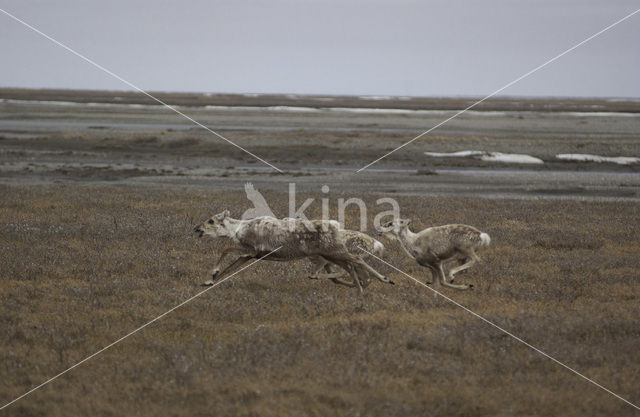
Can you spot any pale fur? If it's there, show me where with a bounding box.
[307,229,386,289]
[378,219,490,290]
[194,211,393,293]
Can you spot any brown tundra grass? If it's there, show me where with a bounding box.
[1,185,639,416]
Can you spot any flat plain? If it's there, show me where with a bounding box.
[1,90,639,416]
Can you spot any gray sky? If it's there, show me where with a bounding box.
[1,0,639,97]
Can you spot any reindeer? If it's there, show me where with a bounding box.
[377,219,490,290]
[307,229,385,289]
[194,210,394,293]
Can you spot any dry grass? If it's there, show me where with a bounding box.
[1,185,639,416]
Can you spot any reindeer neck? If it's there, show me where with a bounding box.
[398,226,417,244]
[223,218,244,240]
[396,226,418,257]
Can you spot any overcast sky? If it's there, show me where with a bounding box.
[1,0,639,97]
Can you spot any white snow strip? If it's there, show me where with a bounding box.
[425,150,544,164]
[606,98,640,102]
[358,95,412,101]
[0,99,162,109]
[424,150,485,157]
[266,105,321,112]
[2,99,639,117]
[328,107,449,115]
[86,102,146,108]
[481,152,544,164]
[556,154,640,165]
[203,105,322,112]
[563,111,640,117]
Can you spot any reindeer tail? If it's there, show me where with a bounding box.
[479,232,491,248]
[372,240,385,257]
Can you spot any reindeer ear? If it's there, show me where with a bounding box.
[222,209,230,218]
[404,219,412,225]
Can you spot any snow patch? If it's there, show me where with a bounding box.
[481,152,544,164]
[606,98,640,102]
[425,150,544,164]
[424,151,485,158]
[2,99,638,117]
[203,105,321,112]
[1,99,159,109]
[563,111,640,117]
[556,154,640,165]
[358,95,412,101]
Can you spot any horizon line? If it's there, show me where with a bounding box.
[1,86,640,101]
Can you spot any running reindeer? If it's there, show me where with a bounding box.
[194,210,394,293]
[377,219,490,290]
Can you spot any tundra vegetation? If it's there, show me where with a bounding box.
[1,186,639,417]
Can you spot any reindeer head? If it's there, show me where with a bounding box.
[194,209,232,238]
[376,218,411,238]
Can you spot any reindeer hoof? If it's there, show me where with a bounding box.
[389,280,395,285]
[469,284,474,290]
[201,280,215,287]
[426,281,432,285]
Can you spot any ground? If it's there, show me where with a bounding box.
[0,90,639,416]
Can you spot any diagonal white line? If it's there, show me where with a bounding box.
[358,246,640,411]
[0,246,282,411]
[0,7,283,173]
[356,7,640,172]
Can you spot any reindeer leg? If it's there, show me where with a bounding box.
[442,257,464,282]
[312,259,355,287]
[438,262,473,290]
[311,260,352,281]
[202,255,253,286]
[336,261,363,293]
[317,271,351,280]
[307,256,327,280]
[354,258,394,285]
[329,276,358,288]
[317,257,356,290]
[327,264,373,289]
[353,263,374,290]
[424,264,439,287]
[360,268,374,289]
[323,257,370,293]
[448,255,477,283]
[210,247,246,278]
